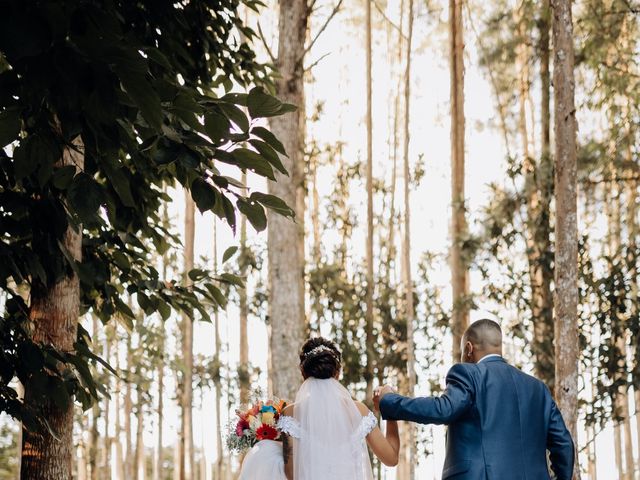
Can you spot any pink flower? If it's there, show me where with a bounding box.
[236,419,250,436]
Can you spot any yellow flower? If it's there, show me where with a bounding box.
[262,412,275,426]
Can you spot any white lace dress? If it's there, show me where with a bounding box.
[276,378,378,480]
[238,439,286,480]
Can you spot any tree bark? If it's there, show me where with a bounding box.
[135,384,145,480]
[213,220,225,480]
[239,173,250,406]
[364,0,376,405]
[125,337,133,480]
[90,318,100,480]
[449,0,468,362]
[153,352,164,480]
[180,193,195,479]
[115,338,125,480]
[399,0,416,478]
[551,1,579,478]
[20,136,83,480]
[268,0,309,402]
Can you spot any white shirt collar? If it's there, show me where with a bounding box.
[477,353,502,364]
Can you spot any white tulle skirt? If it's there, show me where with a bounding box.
[238,440,287,480]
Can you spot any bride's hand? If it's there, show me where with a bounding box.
[373,385,396,412]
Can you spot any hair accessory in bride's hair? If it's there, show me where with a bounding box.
[304,345,335,358]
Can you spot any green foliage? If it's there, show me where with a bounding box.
[0,0,295,430]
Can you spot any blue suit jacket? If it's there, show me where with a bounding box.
[380,356,574,479]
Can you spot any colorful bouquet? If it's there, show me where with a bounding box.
[225,398,287,454]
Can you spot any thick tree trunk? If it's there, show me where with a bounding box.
[268,0,309,402]
[551,1,579,478]
[398,0,416,478]
[20,137,83,480]
[364,0,376,405]
[180,193,195,480]
[449,0,468,361]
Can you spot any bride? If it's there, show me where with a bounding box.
[277,337,400,480]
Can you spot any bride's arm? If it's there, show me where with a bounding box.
[282,433,294,480]
[281,404,294,480]
[355,402,399,467]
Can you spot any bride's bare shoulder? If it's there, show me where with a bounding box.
[282,403,295,416]
[353,400,371,417]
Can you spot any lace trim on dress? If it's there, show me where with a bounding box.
[354,411,377,441]
[277,415,302,439]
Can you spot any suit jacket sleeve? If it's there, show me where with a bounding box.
[546,397,575,480]
[379,364,474,425]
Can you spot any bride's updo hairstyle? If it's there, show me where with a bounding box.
[300,337,342,379]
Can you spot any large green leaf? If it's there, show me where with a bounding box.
[237,198,267,232]
[251,192,295,217]
[219,103,249,132]
[247,87,297,118]
[191,178,216,212]
[0,107,20,148]
[116,70,163,130]
[68,173,104,222]
[231,148,275,180]
[249,139,288,175]
[251,126,287,156]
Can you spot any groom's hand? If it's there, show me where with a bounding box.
[373,385,396,412]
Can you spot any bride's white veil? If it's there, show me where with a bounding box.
[291,377,374,480]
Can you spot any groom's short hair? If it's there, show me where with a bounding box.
[464,319,502,349]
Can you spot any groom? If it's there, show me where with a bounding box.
[374,319,574,480]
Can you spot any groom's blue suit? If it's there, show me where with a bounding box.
[379,356,574,480]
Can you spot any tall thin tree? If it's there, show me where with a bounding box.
[400,0,416,477]
[180,194,195,479]
[449,0,468,361]
[364,0,376,404]
[239,173,250,406]
[551,1,579,478]
[213,220,225,480]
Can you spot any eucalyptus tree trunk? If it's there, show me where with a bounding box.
[636,389,640,474]
[268,0,309,402]
[239,173,250,406]
[213,220,225,480]
[398,0,416,478]
[20,137,83,480]
[115,339,125,480]
[551,1,579,477]
[90,318,100,480]
[364,0,376,405]
[449,0,468,361]
[103,326,113,480]
[180,193,195,480]
[153,347,164,480]
[125,338,133,480]
[135,384,145,480]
